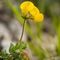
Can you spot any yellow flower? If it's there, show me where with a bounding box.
[20,1,34,16]
[20,1,44,22]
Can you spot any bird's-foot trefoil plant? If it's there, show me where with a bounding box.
[0,1,44,60]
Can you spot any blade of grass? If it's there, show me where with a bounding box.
[6,0,24,23]
[27,41,46,60]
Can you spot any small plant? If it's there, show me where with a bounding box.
[0,42,28,60]
[0,1,44,60]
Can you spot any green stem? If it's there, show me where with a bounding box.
[20,20,26,42]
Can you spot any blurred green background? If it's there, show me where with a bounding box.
[0,0,60,60]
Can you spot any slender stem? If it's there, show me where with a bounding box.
[20,20,26,42]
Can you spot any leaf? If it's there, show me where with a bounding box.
[9,43,15,53]
[22,43,27,49]
[15,42,21,50]
[6,55,12,60]
[12,52,20,58]
[1,49,8,59]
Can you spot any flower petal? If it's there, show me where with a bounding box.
[34,13,44,22]
[30,6,40,16]
[20,1,34,11]
[22,8,28,16]
[20,1,30,9]
[20,1,34,16]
